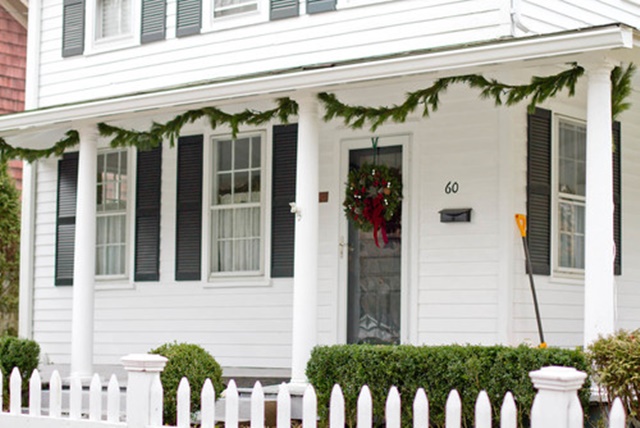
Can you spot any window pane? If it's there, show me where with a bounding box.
[251,170,260,203]
[96,247,106,275]
[251,207,260,236]
[234,172,249,203]
[218,140,232,171]
[559,159,575,194]
[251,137,261,168]
[574,236,585,269]
[217,241,233,271]
[234,138,250,170]
[217,173,232,204]
[214,0,257,17]
[215,210,233,239]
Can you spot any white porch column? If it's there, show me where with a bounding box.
[584,60,616,348]
[289,94,320,388]
[70,127,98,379]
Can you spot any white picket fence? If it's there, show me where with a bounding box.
[0,354,628,428]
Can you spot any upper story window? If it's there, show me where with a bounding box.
[556,119,586,272]
[97,0,132,39]
[96,149,129,277]
[214,0,258,17]
[210,134,264,276]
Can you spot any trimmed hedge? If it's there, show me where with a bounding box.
[0,336,40,409]
[306,344,590,428]
[150,342,223,426]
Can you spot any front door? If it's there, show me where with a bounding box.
[345,143,403,344]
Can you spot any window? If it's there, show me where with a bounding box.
[556,120,586,272]
[96,150,129,277]
[214,0,258,17]
[210,135,263,275]
[97,0,132,39]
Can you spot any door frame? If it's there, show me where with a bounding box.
[337,134,412,344]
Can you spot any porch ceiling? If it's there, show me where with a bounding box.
[0,23,637,147]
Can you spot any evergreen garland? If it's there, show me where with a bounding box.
[98,97,299,150]
[0,63,634,161]
[0,130,79,163]
[319,63,586,131]
[611,63,636,120]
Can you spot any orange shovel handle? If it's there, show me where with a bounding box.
[515,214,527,238]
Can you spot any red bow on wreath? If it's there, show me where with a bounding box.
[343,163,403,248]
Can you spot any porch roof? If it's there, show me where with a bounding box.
[0,23,637,147]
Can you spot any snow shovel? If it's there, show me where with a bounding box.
[515,214,546,348]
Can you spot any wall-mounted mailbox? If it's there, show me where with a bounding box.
[439,208,472,223]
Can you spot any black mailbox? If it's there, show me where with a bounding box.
[439,208,472,223]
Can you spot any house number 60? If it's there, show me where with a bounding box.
[445,181,459,194]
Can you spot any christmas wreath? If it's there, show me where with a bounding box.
[344,163,403,247]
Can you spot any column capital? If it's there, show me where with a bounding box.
[580,55,617,76]
[292,92,320,115]
[76,125,100,142]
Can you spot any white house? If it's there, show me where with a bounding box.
[0,0,640,385]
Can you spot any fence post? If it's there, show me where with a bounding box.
[122,354,168,428]
[529,366,587,428]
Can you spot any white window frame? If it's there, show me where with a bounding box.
[205,131,269,283]
[552,115,587,277]
[202,0,266,32]
[95,147,133,282]
[85,0,141,54]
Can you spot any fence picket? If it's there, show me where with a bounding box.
[89,373,102,421]
[9,367,21,415]
[330,384,345,428]
[177,377,191,428]
[49,370,62,418]
[609,398,626,428]
[568,394,583,428]
[107,374,120,423]
[413,388,429,428]
[276,383,291,428]
[250,381,264,428]
[303,384,318,428]
[149,374,163,427]
[386,386,401,428]
[445,389,461,428]
[0,366,2,410]
[500,392,517,428]
[201,379,215,428]
[357,385,373,428]
[475,391,491,428]
[225,379,239,428]
[69,374,82,420]
[29,369,41,416]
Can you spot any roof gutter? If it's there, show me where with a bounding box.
[0,24,634,139]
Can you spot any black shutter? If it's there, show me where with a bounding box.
[271,124,297,277]
[613,121,622,276]
[527,108,552,275]
[141,0,166,43]
[307,0,335,14]
[175,135,203,281]
[176,0,201,37]
[62,0,85,57]
[55,153,79,285]
[135,146,162,281]
[270,0,298,20]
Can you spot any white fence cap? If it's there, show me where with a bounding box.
[121,354,168,372]
[529,366,587,392]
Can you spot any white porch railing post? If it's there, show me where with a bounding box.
[529,366,587,428]
[122,354,168,428]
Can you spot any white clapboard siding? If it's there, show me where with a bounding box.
[36,0,508,107]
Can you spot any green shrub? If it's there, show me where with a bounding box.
[588,329,640,425]
[0,336,40,409]
[306,344,590,428]
[150,342,224,425]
